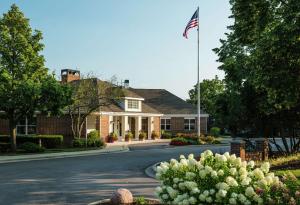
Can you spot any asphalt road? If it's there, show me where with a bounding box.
[0,144,229,205]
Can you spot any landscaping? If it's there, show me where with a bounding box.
[170,133,222,146]
[155,150,300,205]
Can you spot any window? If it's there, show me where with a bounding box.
[127,99,139,109]
[184,118,195,131]
[161,118,171,130]
[17,117,37,135]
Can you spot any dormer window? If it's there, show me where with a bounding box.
[128,99,139,109]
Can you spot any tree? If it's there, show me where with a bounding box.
[214,0,300,153]
[0,4,72,151]
[187,76,225,124]
[68,76,122,139]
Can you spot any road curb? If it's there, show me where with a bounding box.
[0,146,129,164]
[145,162,160,179]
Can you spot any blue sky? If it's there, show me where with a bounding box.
[0,0,232,99]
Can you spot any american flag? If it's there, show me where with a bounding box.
[183,8,199,39]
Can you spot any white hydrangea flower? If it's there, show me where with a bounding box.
[226,176,239,187]
[206,197,213,203]
[241,177,251,186]
[229,197,237,204]
[209,189,215,195]
[211,170,218,178]
[230,168,237,176]
[188,196,197,205]
[245,186,255,197]
[217,189,227,198]
[261,162,270,173]
[217,169,224,176]
[199,194,206,202]
[247,160,255,168]
[203,190,209,196]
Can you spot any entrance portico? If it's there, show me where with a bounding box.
[104,112,162,141]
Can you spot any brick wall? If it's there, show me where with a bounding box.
[169,117,208,134]
[100,115,109,141]
[153,116,160,137]
[0,119,9,135]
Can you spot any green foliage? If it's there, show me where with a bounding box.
[161,131,173,139]
[213,0,300,151]
[210,127,221,137]
[72,137,105,148]
[19,142,45,153]
[187,76,225,120]
[134,197,148,205]
[108,132,118,142]
[0,135,63,148]
[0,142,10,153]
[170,137,189,146]
[151,131,159,139]
[0,4,72,151]
[125,131,133,141]
[87,130,99,139]
[139,132,147,140]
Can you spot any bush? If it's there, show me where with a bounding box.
[125,131,133,141]
[0,142,10,153]
[139,132,147,141]
[0,135,63,148]
[108,132,118,143]
[72,137,106,148]
[155,150,293,205]
[87,130,99,139]
[210,127,221,137]
[161,131,173,139]
[170,137,189,146]
[151,131,159,140]
[20,142,45,153]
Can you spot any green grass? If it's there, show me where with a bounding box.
[275,169,300,178]
[268,153,300,166]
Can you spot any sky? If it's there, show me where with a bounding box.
[0,0,232,99]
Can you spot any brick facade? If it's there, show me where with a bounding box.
[153,116,161,137]
[100,115,109,141]
[168,117,208,134]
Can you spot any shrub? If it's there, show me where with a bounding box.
[170,137,189,146]
[0,135,63,148]
[0,142,10,153]
[151,131,159,140]
[139,132,147,141]
[72,137,106,148]
[210,127,221,137]
[72,138,85,147]
[87,130,99,139]
[108,132,118,143]
[200,135,217,144]
[125,131,133,142]
[155,150,295,205]
[161,131,173,139]
[20,142,45,153]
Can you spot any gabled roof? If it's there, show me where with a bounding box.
[131,89,205,115]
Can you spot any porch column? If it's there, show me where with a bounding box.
[121,116,129,141]
[135,116,142,140]
[148,117,154,139]
[108,115,113,134]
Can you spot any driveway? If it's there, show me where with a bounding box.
[0,144,229,205]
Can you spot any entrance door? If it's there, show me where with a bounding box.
[142,118,148,136]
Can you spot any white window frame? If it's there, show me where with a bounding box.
[127,99,139,109]
[161,118,171,131]
[16,117,37,135]
[184,118,196,131]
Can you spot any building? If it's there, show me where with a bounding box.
[0,69,208,141]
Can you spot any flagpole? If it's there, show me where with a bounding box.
[197,6,201,137]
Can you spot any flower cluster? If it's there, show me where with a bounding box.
[155,150,286,205]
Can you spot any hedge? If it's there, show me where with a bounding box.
[0,135,63,148]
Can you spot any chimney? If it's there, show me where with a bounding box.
[124,79,129,88]
[61,69,80,83]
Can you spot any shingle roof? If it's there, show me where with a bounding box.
[131,89,205,115]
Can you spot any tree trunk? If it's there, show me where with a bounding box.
[9,118,17,152]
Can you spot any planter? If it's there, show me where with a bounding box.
[89,198,162,205]
[124,137,131,142]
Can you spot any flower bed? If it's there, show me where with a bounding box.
[155,150,300,205]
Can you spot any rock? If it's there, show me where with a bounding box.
[110,188,133,205]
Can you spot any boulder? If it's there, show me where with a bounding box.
[110,188,133,205]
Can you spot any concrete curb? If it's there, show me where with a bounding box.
[0,146,129,164]
[145,162,160,179]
